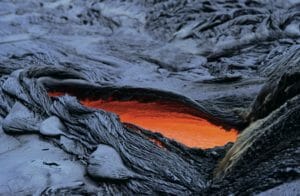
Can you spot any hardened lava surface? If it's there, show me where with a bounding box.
[0,0,299,195]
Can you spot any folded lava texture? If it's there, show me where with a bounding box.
[0,0,299,195]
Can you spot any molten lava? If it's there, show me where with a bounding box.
[49,92,237,148]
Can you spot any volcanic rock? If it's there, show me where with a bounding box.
[0,0,299,195]
[87,144,139,180]
[40,116,65,136]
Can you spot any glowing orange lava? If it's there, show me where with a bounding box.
[49,92,237,148]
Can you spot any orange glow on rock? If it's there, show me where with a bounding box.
[48,91,65,97]
[48,92,237,149]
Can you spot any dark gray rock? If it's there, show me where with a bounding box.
[212,95,300,195]
[247,46,300,122]
[0,0,299,195]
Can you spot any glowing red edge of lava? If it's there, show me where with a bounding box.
[48,91,237,149]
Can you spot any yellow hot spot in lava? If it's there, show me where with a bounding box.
[49,92,237,149]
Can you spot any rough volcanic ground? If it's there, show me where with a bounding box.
[0,0,299,195]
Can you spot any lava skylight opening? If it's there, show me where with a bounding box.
[49,91,237,149]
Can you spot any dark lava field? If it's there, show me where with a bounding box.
[0,0,299,195]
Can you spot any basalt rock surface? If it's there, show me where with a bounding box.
[0,0,299,195]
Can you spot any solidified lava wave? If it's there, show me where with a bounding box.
[49,91,237,149]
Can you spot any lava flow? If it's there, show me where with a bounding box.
[49,92,237,148]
